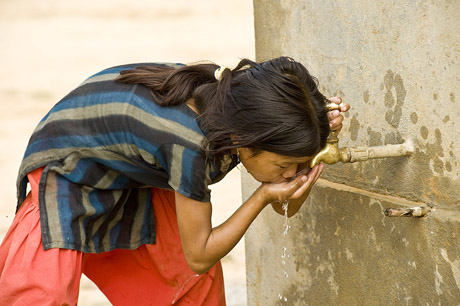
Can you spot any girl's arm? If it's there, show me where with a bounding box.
[175,173,310,274]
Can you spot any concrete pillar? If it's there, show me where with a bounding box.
[244,1,460,305]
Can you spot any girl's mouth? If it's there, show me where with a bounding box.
[291,167,312,180]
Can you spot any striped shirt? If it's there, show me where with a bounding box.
[16,63,238,253]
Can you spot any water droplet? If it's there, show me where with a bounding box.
[278,201,292,301]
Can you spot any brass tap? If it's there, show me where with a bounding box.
[309,102,413,168]
[309,130,346,167]
[309,102,347,168]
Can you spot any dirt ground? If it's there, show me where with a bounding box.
[0,1,255,305]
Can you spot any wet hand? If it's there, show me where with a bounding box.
[328,96,350,132]
[259,164,323,204]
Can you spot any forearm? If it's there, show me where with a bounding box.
[177,170,313,274]
[178,188,268,274]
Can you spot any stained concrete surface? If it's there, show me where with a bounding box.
[245,1,460,305]
[0,1,254,305]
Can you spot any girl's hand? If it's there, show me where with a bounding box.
[259,164,323,206]
[328,96,350,132]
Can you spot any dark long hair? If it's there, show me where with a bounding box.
[116,57,330,158]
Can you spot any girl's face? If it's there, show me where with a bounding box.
[237,148,313,183]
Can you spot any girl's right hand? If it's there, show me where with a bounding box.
[328,96,350,133]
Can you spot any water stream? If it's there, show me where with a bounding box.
[278,200,290,304]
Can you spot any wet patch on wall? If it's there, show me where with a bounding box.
[323,126,459,208]
[348,115,360,141]
[383,70,406,128]
[363,90,370,104]
[411,129,460,204]
[446,161,453,172]
[420,126,429,140]
[427,129,444,175]
[384,131,403,145]
[284,187,460,305]
[367,127,383,146]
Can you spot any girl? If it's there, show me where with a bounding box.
[0,57,348,305]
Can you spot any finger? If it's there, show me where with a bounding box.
[312,164,324,182]
[290,166,321,198]
[330,114,344,126]
[290,175,313,199]
[328,96,342,104]
[306,164,322,184]
[307,164,320,179]
[305,165,322,188]
[290,166,322,199]
[335,115,344,125]
[285,174,309,196]
[340,103,350,112]
[293,166,311,178]
[327,110,340,120]
[331,124,343,132]
[288,164,321,195]
[293,174,309,190]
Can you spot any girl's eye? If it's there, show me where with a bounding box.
[278,165,287,169]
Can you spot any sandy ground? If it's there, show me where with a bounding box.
[0,1,255,305]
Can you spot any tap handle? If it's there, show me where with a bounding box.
[326,102,346,112]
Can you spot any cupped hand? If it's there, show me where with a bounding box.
[328,96,350,132]
[258,164,324,205]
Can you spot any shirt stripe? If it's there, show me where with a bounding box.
[16,62,238,253]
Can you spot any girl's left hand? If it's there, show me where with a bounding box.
[328,96,350,132]
[267,164,324,217]
[260,164,323,205]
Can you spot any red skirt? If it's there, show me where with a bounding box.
[0,168,226,305]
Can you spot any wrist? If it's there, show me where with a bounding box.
[253,184,272,207]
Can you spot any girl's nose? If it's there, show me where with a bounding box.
[281,165,298,179]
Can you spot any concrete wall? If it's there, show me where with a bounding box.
[244,1,460,305]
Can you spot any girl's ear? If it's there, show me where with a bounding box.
[230,134,241,145]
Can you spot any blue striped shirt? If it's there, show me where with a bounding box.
[16,63,238,253]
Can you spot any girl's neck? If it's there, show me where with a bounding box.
[185,98,200,115]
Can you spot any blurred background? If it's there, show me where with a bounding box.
[0,1,255,305]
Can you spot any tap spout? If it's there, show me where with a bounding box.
[341,140,414,163]
[310,101,414,168]
[310,139,414,168]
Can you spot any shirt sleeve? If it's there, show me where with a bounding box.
[158,143,212,202]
